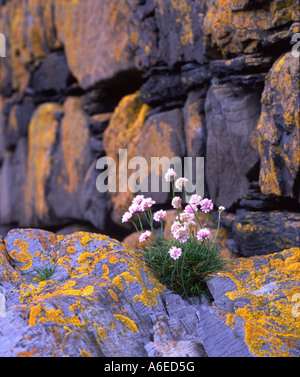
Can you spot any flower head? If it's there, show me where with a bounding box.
[219,206,225,213]
[122,212,132,223]
[172,224,190,243]
[128,202,141,214]
[200,198,214,213]
[189,194,202,207]
[140,197,156,211]
[175,177,189,191]
[185,204,198,214]
[165,168,177,182]
[132,195,145,205]
[197,228,210,242]
[139,230,152,243]
[153,209,167,222]
[168,246,182,260]
[171,196,182,209]
[180,211,194,223]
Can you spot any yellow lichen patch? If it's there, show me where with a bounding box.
[25,103,63,222]
[108,289,118,301]
[81,286,94,297]
[97,327,109,339]
[80,234,92,247]
[69,300,85,313]
[101,264,111,282]
[113,314,139,333]
[80,350,92,357]
[112,275,124,291]
[133,288,162,307]
[220,248,300,356]
[29,303,43,326]
[103,91,151,220]
[30,303,85,329]
[170,0,193,45]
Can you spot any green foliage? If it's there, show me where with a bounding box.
[143,237,228,299]
[122,169,229,300]
[31,263,57,282]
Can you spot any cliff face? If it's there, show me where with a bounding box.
[0,0,299,256]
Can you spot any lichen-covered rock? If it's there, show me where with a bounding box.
[205,83,261,208]
[0,229,166,357]
[257,52,300,202]
[1,229,299,357]
[54,0,141,90]
[103,91,186,225]
[203,0,299,58]
[231,210,300,257]
[24,103,63,226]
[202,247,300,357]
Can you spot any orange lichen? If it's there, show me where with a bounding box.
[16,349,38,357]
[25,104,63,222]
[220,248,300,357]
[113,314,139,333]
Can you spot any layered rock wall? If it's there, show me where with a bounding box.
[0,0,299,256]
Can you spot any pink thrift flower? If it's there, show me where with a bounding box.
[141,197,156,211]
[185,220,196,230]
[197,228,210,242]
[122,212,132,223]
[165,168,177,182]
[132,195,145,205]
[171,221,182,233]
[189,194,202,206]
[172,196,182,209]
[169,246,182,260]
[128,203,141,214]
[153,209,167,222]
[139,230,152,243]
[175,177,189,191]
[180,211,194,223]
[172,225,190,243]
[185,204,198,214]
[200,198,214,213]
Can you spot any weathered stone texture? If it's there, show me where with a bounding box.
[0,230,299,357]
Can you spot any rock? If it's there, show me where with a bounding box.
[136,108,186,203]
[0,138,27,225]
[257,52,300,202]
[102,91,151,225]
[54,0,142,90]
[0,229,167,356]
[153,0,205,67]
[29,52,72,99]
[4,97,35,150]
[1,229,299,357]
[183,91,206,161]
[103,92,186,224]
[47,97,92,222]
[24,103,63,227]
[140,64,210,107]
[202,247,300,357]
[232,210,300,257]
[0,0,60,92]
[205,83,261,208]
[203,0,298,58]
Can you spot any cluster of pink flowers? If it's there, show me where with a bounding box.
[122,195,156,223]
[122,168,225,261]
[168,246,182,260]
